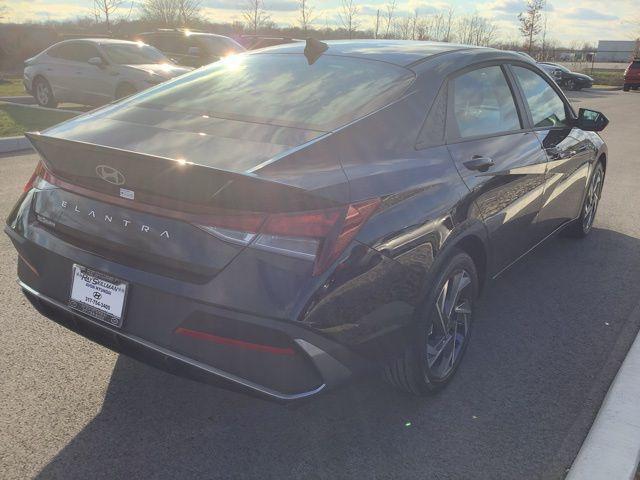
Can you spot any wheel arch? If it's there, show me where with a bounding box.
[598,152,607,173]
[454,234,488,294]
[425,220,491,297]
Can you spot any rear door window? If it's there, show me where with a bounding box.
[511,66,568,128]
[448,66,521,139]
[51,43,100,63]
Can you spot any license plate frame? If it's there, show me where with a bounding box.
[68,264,129,328]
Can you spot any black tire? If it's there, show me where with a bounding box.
[33,77,57,108]
[566,79,577,91]
[623,85,630,92]
[384,249,479,395]
[633,86,639,91]
[565,162,605,238]
[115,83,137,100]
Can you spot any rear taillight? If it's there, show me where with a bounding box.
[23,161,45,192]
[197,198,381,275]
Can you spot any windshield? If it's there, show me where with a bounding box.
[118,53,415,131]
[102,43,169,65]
[196,36,245,57]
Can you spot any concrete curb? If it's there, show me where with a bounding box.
[590,85,624,92]
[565,302,640,480]
[0,101,84,115]
[0,136,32,154]
[0,95,35,105]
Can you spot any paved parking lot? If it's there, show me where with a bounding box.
[1,89,639,480]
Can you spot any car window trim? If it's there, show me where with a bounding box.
[54,41,103,64]
[443,61,528,145]
[414,79,448,150]
[505,62,577,132]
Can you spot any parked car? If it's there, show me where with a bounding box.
[623,59,640,91]
[8,41,609,402]
[135,30,245,67]
[537,62,564,83]
[24,39,192,108]
[538,62,593,90]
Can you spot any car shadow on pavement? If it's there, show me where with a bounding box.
[35,227,640,480]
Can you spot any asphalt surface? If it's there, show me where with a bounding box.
[1,89,640,480]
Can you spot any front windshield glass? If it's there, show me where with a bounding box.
[118,53,415,131]
[102,44,169,65]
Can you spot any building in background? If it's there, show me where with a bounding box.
[596,40,639,62]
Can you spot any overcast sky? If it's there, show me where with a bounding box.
[4,0,639,44]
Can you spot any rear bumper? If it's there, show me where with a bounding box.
[19,279,360,402]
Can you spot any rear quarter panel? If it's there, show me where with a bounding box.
[297,90,485,361]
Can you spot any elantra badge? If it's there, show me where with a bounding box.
[96,165,125,186]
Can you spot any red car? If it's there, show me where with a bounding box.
[623,59,640,91]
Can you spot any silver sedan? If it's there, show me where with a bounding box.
[24,38,193,108]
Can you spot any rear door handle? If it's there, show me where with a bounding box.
[464,155,495,172]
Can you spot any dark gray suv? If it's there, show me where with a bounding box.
[135,30,246,67]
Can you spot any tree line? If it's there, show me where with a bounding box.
[1,0,610,54]
[87,0,501,47]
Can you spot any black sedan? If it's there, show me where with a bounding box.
[539,62,594,90]
[7,40,609,401]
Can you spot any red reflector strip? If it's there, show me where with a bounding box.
[175,327,296,356]
[18,253,39,276]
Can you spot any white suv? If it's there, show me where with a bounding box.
[24,38,193,108]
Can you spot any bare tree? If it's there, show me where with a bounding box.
[443,7,455,42]
[384,0,397,39]
[297,0,316,32]
[518,0,545,53]
[338,0,359,39]
[394,16,412,40]
[0,1,8,19]
[141,0,180,26]
[374,9,381,39]
[540,8,548,60]
[411,9,419,40]
[457,14,498,46]
[423,9,456,43]
[176,0,201,25]
[242,0,270,35]
[93,0,124,31]
[415,18,429,40]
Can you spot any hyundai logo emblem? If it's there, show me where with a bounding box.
[93,291,102,300]
[96,165,125,186]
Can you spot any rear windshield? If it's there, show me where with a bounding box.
[118,53,415,131]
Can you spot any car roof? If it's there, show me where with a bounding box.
[139,31,230,39]
[51,38,142,47]
[251,39,507,67]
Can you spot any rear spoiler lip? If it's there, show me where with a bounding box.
[25,131,348,213]
[34,166,266,226]
[25,131,312,193]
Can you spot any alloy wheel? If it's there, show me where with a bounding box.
[36,82,49,106]
[583,167,603,233]
[426,270,472,380]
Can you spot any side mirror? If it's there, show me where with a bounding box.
[88,57,104,68]
[577,108,609,132]
[187,46,201,57]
